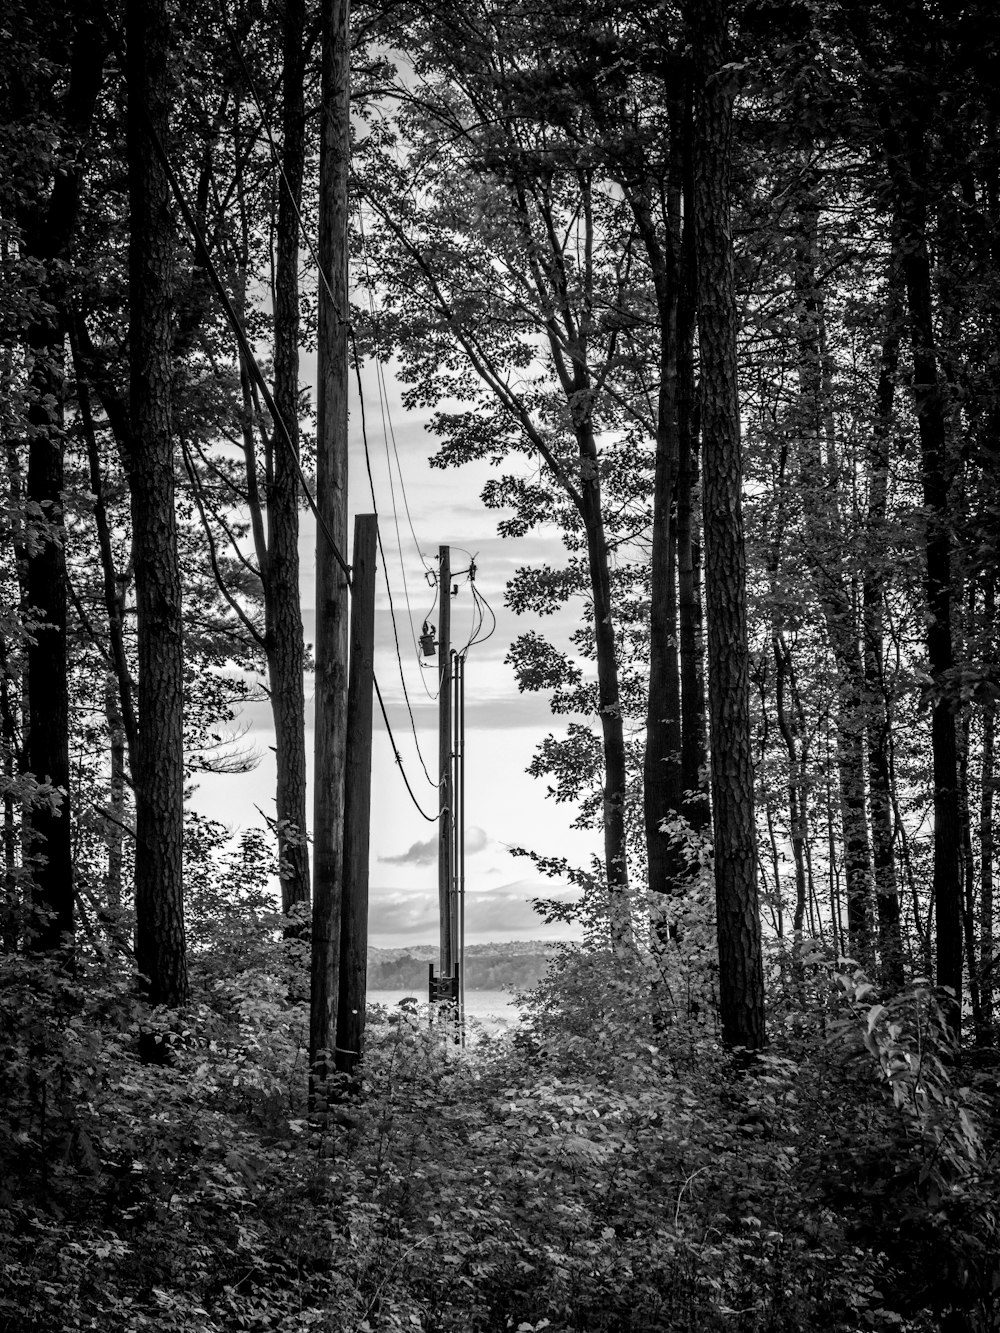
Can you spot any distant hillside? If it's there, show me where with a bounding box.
[367,941,557,992]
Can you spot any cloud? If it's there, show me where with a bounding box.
[465,825,488,854]
[367,879,580,946]
[379,825,489,866]
[379,835,436,867]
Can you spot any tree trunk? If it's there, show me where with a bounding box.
[791,188,874,965]
[577,414,632,947]
[639,187,685,908]
[104,676,126,911]
[958,707,984,1036]
[886,118,962,1038]
[676,280,708,828]
[0,628,18,951]
[981,577,995,1039]
[864,245,905,988]
[23,334,73,954]
[74,352,138,768]
[677,81,709,832]
[17,10,104,955]
[127,0,188,1014]
[267,0,310,917]
[773,632,809,937]
[688,0,765,1049]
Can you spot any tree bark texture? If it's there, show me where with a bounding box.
[311,0,352,1088]
[981,579,995,1037]
[886,118,962,1036]
[267,0,310,915]
[521,170,632,946]
[127,0,188,1010]
[635,181,686,907]
[676,194,708,831]
[17,10,104,953]
[863,246,905,988]
[577,415,633,946]
[24,344,73,953]
[791,191,874,964]
[688,0,765,1049]
[772,632,809,936]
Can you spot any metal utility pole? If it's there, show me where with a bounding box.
[337,514,377,1076]
[437,545,453,978]
[429,548,471,1039]
[310,0,351,1095]
[454,651,466,1024]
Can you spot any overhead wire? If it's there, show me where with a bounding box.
[357,205,431,573]
[468,580,497,650]
[374,678,439,822]
[356,203,441,702]
[352,335,439,788]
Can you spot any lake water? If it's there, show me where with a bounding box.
[366,988,519,1034]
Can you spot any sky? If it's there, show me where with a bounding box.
[190,356,595,949]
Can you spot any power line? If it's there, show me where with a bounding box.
[468,579,497,650]
[353,339,439,789]
[357,205,431,573]
[356,204,441,703]
[374,677,439,822]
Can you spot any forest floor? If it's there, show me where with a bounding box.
[1,944,998,1333]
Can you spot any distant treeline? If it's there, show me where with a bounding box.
[367,947,551,992]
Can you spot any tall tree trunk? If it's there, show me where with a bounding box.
[958,705,984,1036]
[886,118,962,1038]
[311,0,352,1088]
[792,188,874,964]
[676,240,708,830]
[981,577,995,1040]
[267,0,310,916]
[688,0,765,1049]
[16,11,104,954]
[0,628,18,951]
[577,412,632,946]
[104,676,126,911]
[864,244,905,988]
[73,352,138,767]
[773,632,809,936]
[23,332,73,954]
[636,177,686,909]
[127,0,188,1013]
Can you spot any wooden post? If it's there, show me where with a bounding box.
[438,546,453,977]
[336,515,377,1076]
[310,0,351,1099]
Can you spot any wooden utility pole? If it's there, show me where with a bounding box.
[336,514,377,1076]
[438,546,453,977]
[310,0,351,1094]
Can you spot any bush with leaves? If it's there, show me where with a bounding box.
[3,889,998,1332]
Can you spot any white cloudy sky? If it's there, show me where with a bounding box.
[190,357,596,947]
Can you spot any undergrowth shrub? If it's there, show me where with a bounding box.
[2,870,998,1332]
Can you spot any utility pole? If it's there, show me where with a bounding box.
[310,0,351,1097]
[454,651,466,1026]
[337,514,377,1076]
[437,545,453,978]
